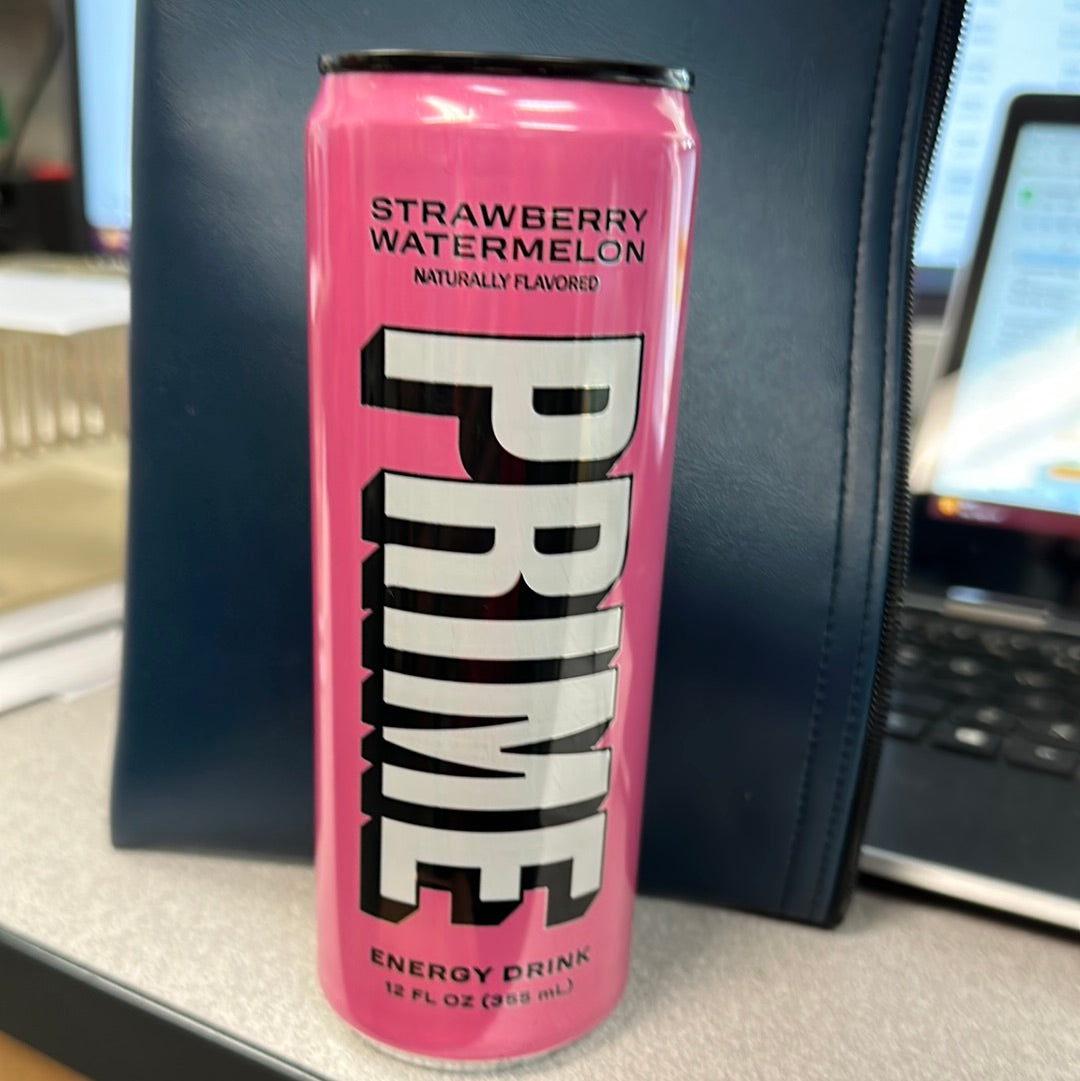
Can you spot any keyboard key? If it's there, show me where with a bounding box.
[947,704,1018,733]
[940,679,987,700]
[895,643,925,669]
[893,680,944,705]
[1036,640,1065,663]
[942,655,988,679]
[947,622,979,644]
[1037,638,1080,664]
[885,712,928,740]
[921,619,955,645]
[1008,668,1061,692]
[1004,692,1077,717]
[978,630,1014,659]
[1017,719,1080,749]
[1050,654,1080,678]
[930,722,1000,758]
[891,691,949,717]
[979,630,1050,664]
[1003,738,1079,778]
[1006,631,1039,653]
[892,673,936,697]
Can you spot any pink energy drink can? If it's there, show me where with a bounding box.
[306,51,698,1065]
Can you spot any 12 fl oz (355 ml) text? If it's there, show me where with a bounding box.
[383,980,575,1009]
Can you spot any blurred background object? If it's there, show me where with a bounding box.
[0,0,134,255]
[0,0,134,713]
[67,0,135,254]
[0,0,78,252]
[910,0,1080,421]
[915,0,1080,289]
[0,260,128,712]
[0,265,129,600]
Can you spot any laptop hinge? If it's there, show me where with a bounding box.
[941,586,1052,630]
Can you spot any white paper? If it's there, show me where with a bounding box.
[0,268,130,336]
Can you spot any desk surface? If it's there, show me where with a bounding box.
[1,688,1078,1081]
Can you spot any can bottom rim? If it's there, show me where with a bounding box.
[346,1024,569,1073]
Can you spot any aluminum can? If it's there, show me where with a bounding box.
[306,51,698,1065]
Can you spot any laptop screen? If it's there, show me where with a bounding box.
[73,0,136,251]
[916,0,1080,276]
[923,117,1080,542]
[916,0,1080,274]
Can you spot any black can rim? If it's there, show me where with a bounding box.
[317,50,693,92]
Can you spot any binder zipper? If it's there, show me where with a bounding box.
[831,0,968,922]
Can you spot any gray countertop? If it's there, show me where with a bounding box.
[1,688,1078,1080]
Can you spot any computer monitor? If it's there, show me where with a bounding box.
[69,0,135,252]
[915,0,1080,302]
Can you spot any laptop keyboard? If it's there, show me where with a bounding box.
[888,610,1080,780]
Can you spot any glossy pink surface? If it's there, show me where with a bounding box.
[307,69,697,1063]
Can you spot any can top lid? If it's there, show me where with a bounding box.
[317,50,693,92]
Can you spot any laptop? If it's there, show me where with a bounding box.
[861,94,1080,932]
